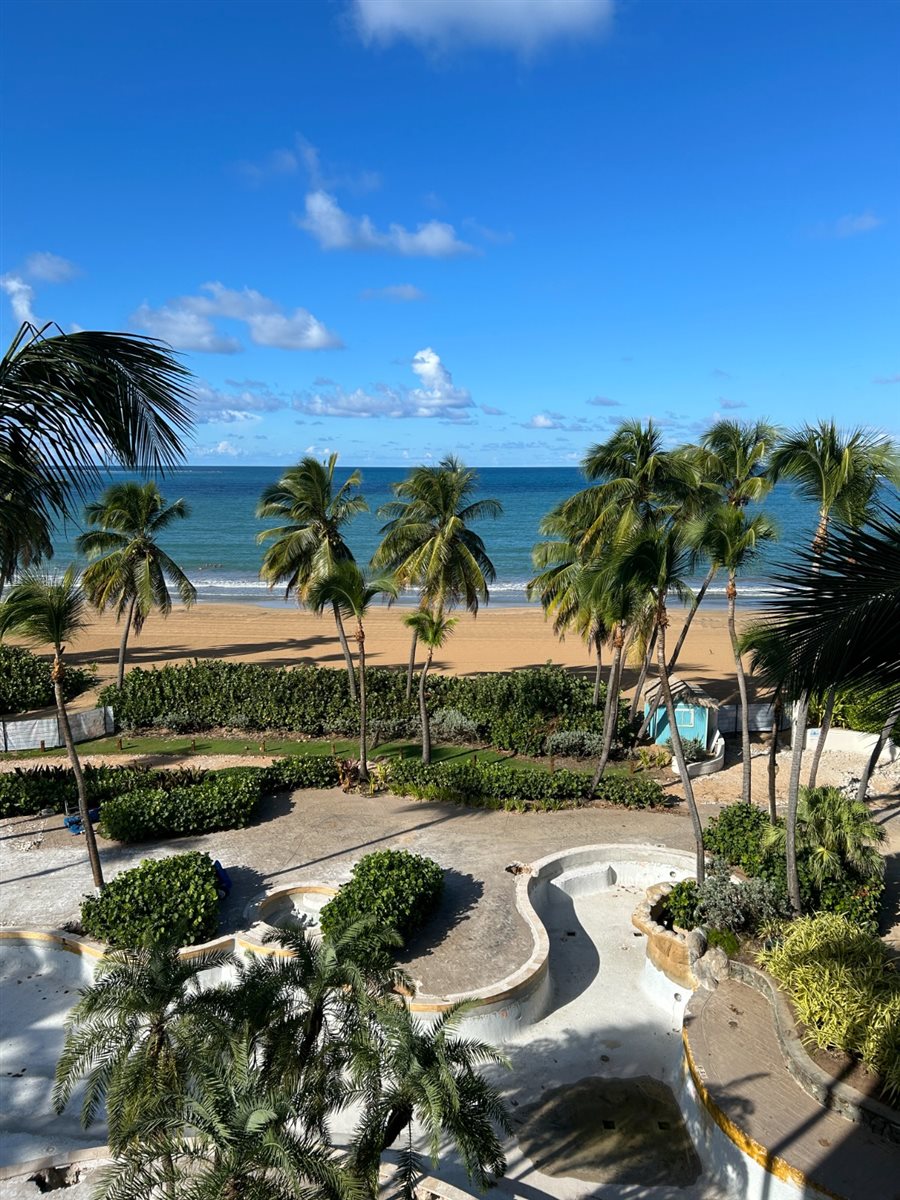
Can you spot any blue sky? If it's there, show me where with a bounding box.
[2,0,898,466]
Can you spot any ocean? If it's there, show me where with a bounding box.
[49,466,825,609]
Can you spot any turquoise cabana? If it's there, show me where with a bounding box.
[644,675,719,750]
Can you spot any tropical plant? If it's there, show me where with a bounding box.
[372,457,501,698]
[80,852,220,946]
[319,850,444,946]
[0,567,103,888]
[403,609,458,762]
[1,322,193,593]
[307,562,397,782]
[762,786,885,890]
[76,481,196,689]
[258,454,368,700]
[685,505,777,802]
[0,643,94,713]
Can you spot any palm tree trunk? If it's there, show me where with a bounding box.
[631,628,657,721]
[727,574,752,803]
[667,562,716,673]
[591,626,624,790]
[657,609,705,884]
[380,1104,414,1151]
[786,694,809,913]
[405,628,418,702]
[592,633,603,707]
[857,698,900,802]
[117,594,137,691]
[356,620,368,783]
[53,653,104,891]
[332,602,357,703]
[767,692,782,824]
[419,649,433,765]
[806,685,835,789]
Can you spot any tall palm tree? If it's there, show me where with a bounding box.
[53,942,231,1153]
[76,481,196,689]
[258,455,368,701]
[307,563,398,782]
[373,457,501,699]
[403,610,458,763]
[762,786,885,891]
[685,506,777,802]
[0,568,103,889]
[1,322,193,592]
[350,1001,511,1200]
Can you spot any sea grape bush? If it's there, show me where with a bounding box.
[319,849,444,945]
[100,660,632,755]
[0,645,95,714]
[99,770,263,842]
[80,852,220,947]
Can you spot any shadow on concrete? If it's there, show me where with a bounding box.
[218,864,267,934]
[399,869,484,968]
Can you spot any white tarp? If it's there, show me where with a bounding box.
[716,703,789,734]
[1,707,114,752]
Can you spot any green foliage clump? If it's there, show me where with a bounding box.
[695,862,790,934]
[428,708,479,743]
[80,852,220,947]
[319,849,444,945]
[758,913,900,1101]
[99,770,263,842]
[0,644,94,714]
[680,737,709,763]
[663,880,699,929]
[809,687,890,735]
[703,803,771,876]
[258,755,341,792]
[544,730,605,759]
[0,763,163,818]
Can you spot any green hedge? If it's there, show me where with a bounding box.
[0,645,95,715]
[80,852,220,947]
[99,771,263,841]
[99,660,633,756]
[319,849,444,945]
[0,763,186,819]
[385,757,665,811]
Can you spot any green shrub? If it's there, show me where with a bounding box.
[99,770,263,842]
[680,737,708,763]
[0,763,159,818]
[594,773,666,809]
[663,879,699,929]
[429,708,479,743]
[80,852,220,947]
[258,756,341,792]
[758,913,900,1100]
[703,803,770,877]
[695,862,790,934]
[706,928,741,957]
[544,730,605,759]
[319,849,444,945]
[0,645,94,714]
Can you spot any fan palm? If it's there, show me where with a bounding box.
[0,568,103,888]
[307,563,397,782]
[372,457,501,699]
[685,506,777,802]
[76,481,196,689]
[403,610,458,763]
[762,786,885,891]
[349,1001,511,1200]
[1,322,193,591]
[258,455,368,701]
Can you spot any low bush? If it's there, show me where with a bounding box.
[80,852,220,947]
[703,803,770,877]
[99,770,263,842]
[0,763,159,818]
[544,730,605,759]
[0,645,95,715]
[664,879,699,929]
[758,913,900,1100]
[258,755,341,793]
[319,849,444,945]
[680,737,709,764]
[429,708,479,743]
[695,862,790,934]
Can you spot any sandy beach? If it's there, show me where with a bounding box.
[51,602,765,706]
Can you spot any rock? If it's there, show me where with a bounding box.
[693,946,730,991]
[686,928,707,963]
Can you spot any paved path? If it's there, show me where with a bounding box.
[685,979,900,1198]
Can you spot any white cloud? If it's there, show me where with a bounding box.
[132,282,343,353]
[296,190,473,257]
[481,403,505,416]
[237,135,381,193]
[0,275,36,325]
[352,0,614,52]
[193,381,287,424]
[196,439,242,458]
[360,283,426,302]
[525,412,563,429]
[587,395,621,408]
[293,347,474,421]
[718,397,747,411]
[23,252,80,283]
[0,251,81,326]
[815,210,883,238]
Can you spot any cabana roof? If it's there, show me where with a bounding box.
[644,674,719,709]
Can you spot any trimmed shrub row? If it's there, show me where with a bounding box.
[99,660,633,756]
[0,645,95,715]
[319,849,444,945]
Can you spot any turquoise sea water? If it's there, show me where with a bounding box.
[49,466,827,608]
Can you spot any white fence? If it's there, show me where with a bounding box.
[716,703,789,735]
[804,726,898,764]
[0,707,114,753]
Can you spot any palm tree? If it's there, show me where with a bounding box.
[744,507,900,907]
[76,481,196,689]
[53,942,231,1153]
[373,457,501,700]
[0,568,103,888]
[403,610,458,763]
[1,322,193,592]
[350,1001,511,1200]
[686,506,777,802]
[762,786,885,892]
[307,563,397,782]
[258,455,368,701]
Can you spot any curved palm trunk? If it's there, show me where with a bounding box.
[657,609,705,883]
[356,619,368,783]
[405,628,418,703]
[419,649,433,765]
[785,695,809,914]
[591,625,625,790]
[53,652,104,891]
[332,602,357,703]
[767,692,782,824]
[806,685,835,789]
[592,633,603,708]
[631,627,657,721]
[727,574,752,803]
[116,594,137,691]
[667,562,717,674]
[857,698,900,802]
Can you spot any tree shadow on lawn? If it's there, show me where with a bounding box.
[398,868,484,967]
